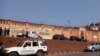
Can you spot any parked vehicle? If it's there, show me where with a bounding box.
[84,42,100,52]
[4,39,48,56]
[16,33,24,37]
[69,36,85,41]
[16,31,38,38]
[52,34,68,40]
[27,31,38,38]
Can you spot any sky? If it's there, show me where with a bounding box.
[0,0,100,27]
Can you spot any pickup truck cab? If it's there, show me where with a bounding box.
[4,39,48,56]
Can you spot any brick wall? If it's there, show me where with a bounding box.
[0,19,100,42]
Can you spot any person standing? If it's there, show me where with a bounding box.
[4,28,9,37]
[0,27,3,35]
[4,28,7,36]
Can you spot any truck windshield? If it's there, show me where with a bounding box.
[91,43,97,45]
[16,42,24,47]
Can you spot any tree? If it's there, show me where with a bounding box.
[95,22,100,27]
[90,23,94,27]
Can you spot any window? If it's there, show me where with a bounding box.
[16,42,24,47]
[91,43,95,45]
[24,42,31,47]
[99,43,100,45]
[33,42,38,46]
[95,43,98,45]
[41,42,47,46]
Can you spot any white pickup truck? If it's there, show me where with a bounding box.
[4,39,48,56]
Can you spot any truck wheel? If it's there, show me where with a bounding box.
[91,48,95,52]
[9,52,19,56]
[36,51,44,56]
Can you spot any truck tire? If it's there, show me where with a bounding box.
[36,50,44,56]
[9,52,19,56]
[91,48,95,52]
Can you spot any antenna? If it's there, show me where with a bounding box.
[67,19,71,27]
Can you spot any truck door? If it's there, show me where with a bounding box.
[99,43,100,50]
[31,41,39,54]
[95,43,99,50]
[39,41,47,51]
[21,42,33,55]
[97,43,100,50]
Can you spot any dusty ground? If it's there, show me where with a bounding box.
[0,36,90,53]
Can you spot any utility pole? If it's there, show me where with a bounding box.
[67,20,71,37]
[67,20,71,27]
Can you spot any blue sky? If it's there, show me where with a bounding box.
[0,0,100,26]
